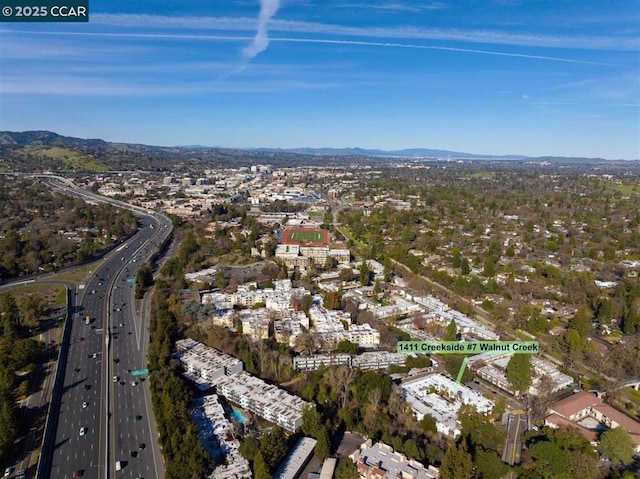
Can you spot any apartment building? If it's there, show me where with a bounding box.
[174,338,243,387]
[349,440,439,479]
[215,371,311,433]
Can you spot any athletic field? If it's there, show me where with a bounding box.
[281,228,329,246]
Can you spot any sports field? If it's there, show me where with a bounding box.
[281,228,329,245]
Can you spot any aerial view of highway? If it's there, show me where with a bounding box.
[5,177,173,479]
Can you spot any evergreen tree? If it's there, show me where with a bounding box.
[302,404,321,438]
[460,257,471,275]
[506,354,532,393]
[334,457,358,479]
[439,440,473,479]
[253,450,271,479]
[260,427,288,472]
[315,425,330,461]
[359,260,371,286]
[444,320,458,341]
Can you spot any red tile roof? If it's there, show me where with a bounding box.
[593,404,640,435]
[544,413,598,442]
[548,391,602,418]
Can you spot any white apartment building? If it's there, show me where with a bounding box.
[402,373,494,438]
[293,354,352,371]
[215,371,311,432]
[349,440,439,479]
[174,338,243,388]
[351,351,406,370]
[193,395,252,479]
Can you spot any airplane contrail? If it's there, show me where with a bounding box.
[242,0,281,60]
[1,29,627,68]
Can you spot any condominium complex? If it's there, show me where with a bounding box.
[175,339,309,432]
[293,351,407,371]
[174,338,243,388]
[215,371,311,433]
[402,373,494,438]
[349,440,439,479]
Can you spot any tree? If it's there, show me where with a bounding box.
[475,448,508,479]
[452,247,461,268]
[238,436,260,461]
[529,441,572,478]
[260,427,288,472]
[506,354,532,394]
[359,260,371,286]
[599,427,635,466]
[334,457,358,479]
[302,404,321,438]
[334,339,358,354]
[339,268,355,283]
[421,414,438,435]
[439,440,473,479]
[569,308,592,338]
[253,450,271,479]
[402,438,420,460]
[460,257,471,275]
[315,425,330,461]
[443,320,458,341]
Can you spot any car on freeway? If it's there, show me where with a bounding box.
[131,381,137,387]
[82,402,88,408]
[113,376,119,382]
[4,467,13,478]
[79,427,87,436]
[138,443,146,450]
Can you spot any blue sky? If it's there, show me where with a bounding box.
[1,0,639,159]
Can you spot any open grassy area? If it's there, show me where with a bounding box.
[6,284,66,304]
[53,263,100,283]
[288,229,323,242]
[21,146,108,172]
[468,172,496,180]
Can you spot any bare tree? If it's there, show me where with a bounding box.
[328,365,355,409]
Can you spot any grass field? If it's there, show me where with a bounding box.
[288,230,323,242]
[282,227,329,245]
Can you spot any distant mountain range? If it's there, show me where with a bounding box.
[254,146,527,160]
[0,131,635,172]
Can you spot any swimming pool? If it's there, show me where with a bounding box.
[231,410,247,424]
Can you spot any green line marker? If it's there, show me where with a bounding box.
[454,357,469,391]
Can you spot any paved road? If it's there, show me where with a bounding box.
[35,177,172,479]
[501,413,527,466]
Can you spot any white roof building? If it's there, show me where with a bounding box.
[174,339,243,388]
[402,373,494,438]
[349,440,439,479]
[215,371,311,433]
[192,395,252,479]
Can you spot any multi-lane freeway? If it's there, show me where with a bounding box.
[30,177,172,479]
